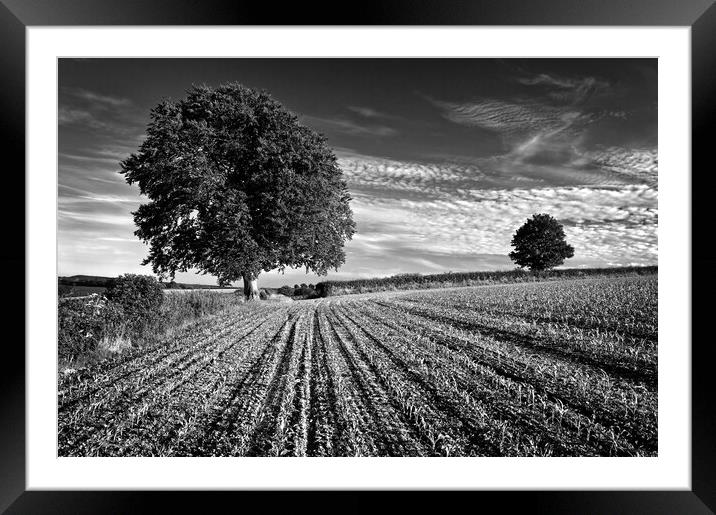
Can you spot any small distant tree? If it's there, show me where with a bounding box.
[509,214,574,272]
[120,82,355,301]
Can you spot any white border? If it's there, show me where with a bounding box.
[27,27,690,490]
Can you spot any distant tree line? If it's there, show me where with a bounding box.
[314,266,658,297]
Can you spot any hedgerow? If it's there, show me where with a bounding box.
[58,275,244,365]
[315,265,657,297]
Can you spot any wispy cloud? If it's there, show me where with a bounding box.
[58,107,103,128]
[432,97,588,142]
[58,210,133,226]
[302,115,398,137]
[426,69,648,184]
[337,143,657,202]
[347,106,395,119]
[58,87,144,139]
[580,147,657,185]
[59,152,124,165]
[63,87,132,108]
[516,73,610,104]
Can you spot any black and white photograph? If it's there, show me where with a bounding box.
[57,58,658,458]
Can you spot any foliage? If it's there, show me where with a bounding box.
[278,285,295,297]
[58,294,124,362]
[509,213,575,271]
[105,274,165,338]
[278,283,319,299]
[120,82,356,290]
[315,282,333,298]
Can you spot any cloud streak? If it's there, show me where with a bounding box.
[62,87,132,108]
[301,115,398,137]
[347,106,395,119]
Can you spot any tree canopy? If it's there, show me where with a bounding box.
[120,83,356,296]
[509,213,574,271]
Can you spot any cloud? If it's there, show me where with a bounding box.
[302,115,398,137]
[330,149,658,274]
[58,88,144,139]
[58,210,133,226]
[516,73,610,104]
[431,96,595,146]
[337,152,479,198]
[63,87,132,108]
[579,146,657,185]
[431,71,609,140]
[346,183,657,268]
[337,143,657,201]
[58,107,102,128]
[517,73,580,89]
[58,106,139,135]
[59,152,125,165]
[347,106,394,119]
[426,69,653,187]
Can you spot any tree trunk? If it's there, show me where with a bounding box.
[242,271,260,301]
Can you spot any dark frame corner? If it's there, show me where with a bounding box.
[2,0,714,513]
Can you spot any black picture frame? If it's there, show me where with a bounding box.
[2,0,714,512]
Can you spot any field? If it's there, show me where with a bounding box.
[58,275,657,457]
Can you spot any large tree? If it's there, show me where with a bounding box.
[120,83,356,300]
[509,213,574,271]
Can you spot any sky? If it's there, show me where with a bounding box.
[58,58,657,287]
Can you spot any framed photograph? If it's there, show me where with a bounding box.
[4,0,714,512]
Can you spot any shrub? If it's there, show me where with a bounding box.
[105,274,164,339]
[293,285,318,298]
[315,283,332,297]
[277,285,294,297]
[58,294,124,362]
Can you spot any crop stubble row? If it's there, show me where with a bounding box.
[58,276,657,457]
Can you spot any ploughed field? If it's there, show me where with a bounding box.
[58,275,657,457]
